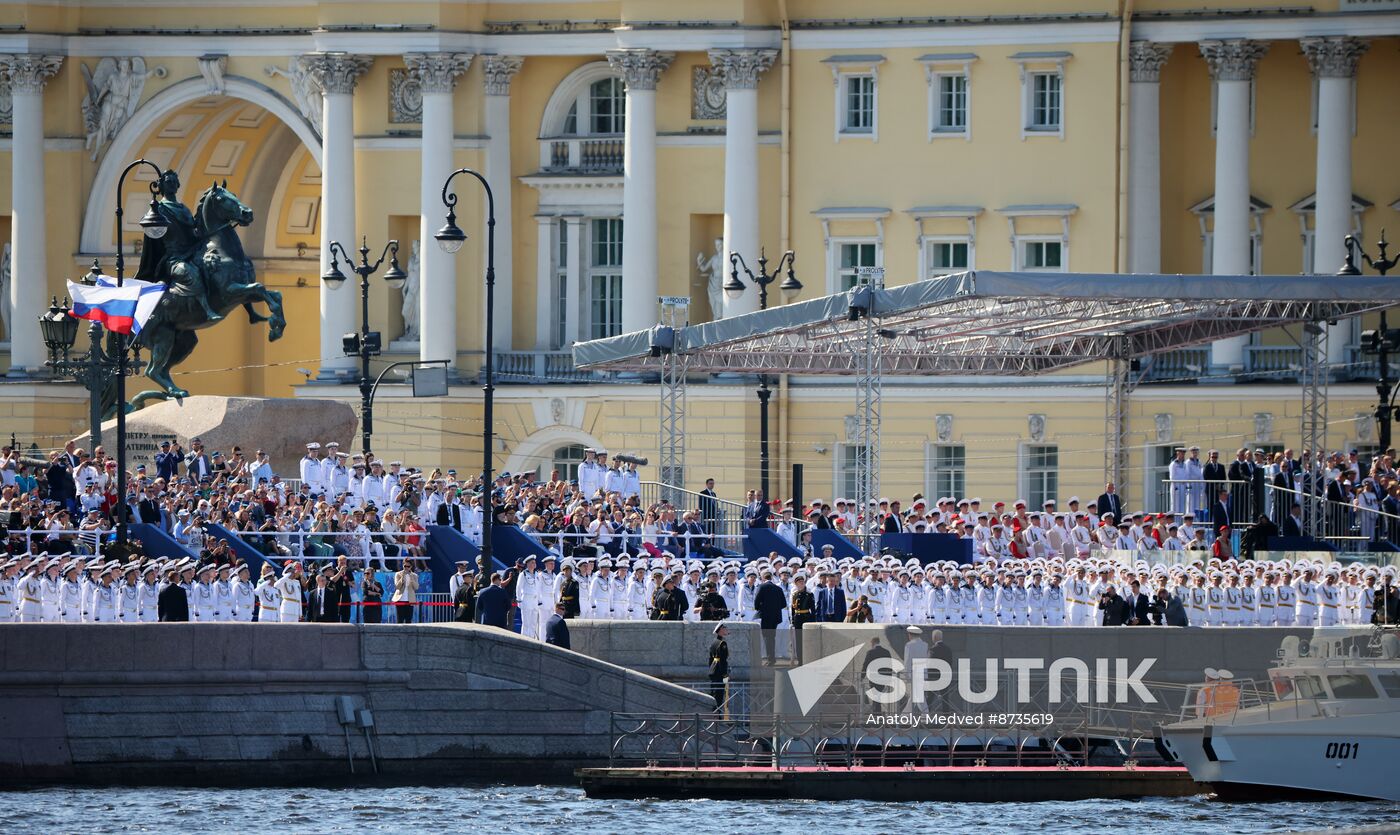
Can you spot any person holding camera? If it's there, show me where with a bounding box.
[1098,584,1130,626]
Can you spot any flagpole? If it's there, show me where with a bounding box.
[112,159,166,547]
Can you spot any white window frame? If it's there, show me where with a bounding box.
[587,217,624,340]
[834,71,878,141]
[1292,194,1367,274]
[1000,205,1075,272]
[1012,53,1070,140]
[1019,443,1059,512]
[1026,72,1062,133]
[1210,78,1256,137]
[1308,76,1358,137]
[1017,236,1066,272]
[1200,231,1262,276]
[922,235,974,278]
[920,54,976,141]
[825,55,884,143]
[836,443,864,504]
[827,237,883,295]
[926,443,967,502]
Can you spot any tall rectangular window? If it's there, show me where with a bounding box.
[589,218,623,339]
[553,219,570,348]
[1026,444,1058,511]
[843,75,875,133]
[929,445,966,501]
[936,74,968,132]
[926,238,970,277]
[838,444,865,502]
[1029,72,1061,130]
[589,77,625,134]
[836,242,879,291]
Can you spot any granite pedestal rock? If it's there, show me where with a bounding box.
[72,396,356,475]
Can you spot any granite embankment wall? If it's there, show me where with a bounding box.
[0,623,711,786]
[567,621,757,682]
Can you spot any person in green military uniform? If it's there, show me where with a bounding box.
[790,574,817,664]
[133,169,223,322]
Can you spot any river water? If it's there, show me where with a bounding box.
[1,785,1395,834]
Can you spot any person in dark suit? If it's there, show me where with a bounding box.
[307,571,337,622]
[436,498,464,530]
[544,602,571,649]
[1210,489,1232,538]
[815,572,847,622]
[1123,580,1151,625]
[328,558,352,623]
[1095,482,1123,526]
[698,478,720,536]
[745,493,771,529]
[157,575,189,622]
[136,489,162,525]
[154,440,182,483]
[1097,586,1129,626]
[474,573,511,629]
[1280,504,1304,537]
[882,501,905,534]
[753,571,787,665]
[44,455,77,513]
[1202,449,1227,502]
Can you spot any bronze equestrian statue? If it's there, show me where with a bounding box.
[115,170,285,410]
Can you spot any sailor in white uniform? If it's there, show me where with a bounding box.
[139,565,162,623]
[255,564,281,622]
[276,562,304,623]
[232,564,256,622]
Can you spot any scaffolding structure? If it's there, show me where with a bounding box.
[853,267,885,549]
[1300,314,1330,539]
[657,297,689,507]
[1104,336,1133,503]
[577,271,1398,517]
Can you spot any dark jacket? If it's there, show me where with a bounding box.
[1096,492,1123,523]
[307,584,337,622]
[708,637,729,680]
[474,583,511,629]
[1211,500,1231,535]
[651,586,687,621]
[1163,594,1190,627]
[753,580,787,627]
[1098,592,1130,626]
[815,586,848,622]
[157,583,189,622]
[453,581,476,622]
[45,462,77,502]
[557,575,581,618]
[1281,514,1303,538]
[544,613,571,649]
[1123,591,1151,625]
[791,589,817,628]
[697,590,730,621]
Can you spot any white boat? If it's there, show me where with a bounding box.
[1159,627,1400,802]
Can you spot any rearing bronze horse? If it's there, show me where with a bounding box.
[125,182,286,406]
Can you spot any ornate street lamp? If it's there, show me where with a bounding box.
[321,237,406,457]
[723,248,800,500]
[435,167,496,579]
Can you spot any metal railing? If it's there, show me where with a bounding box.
[638,481,811,546]
[1142,348,1210,383]
[1162,477,1400,550]
[6,528,115,558]
[1242,345,1302,379]
[540,136,624,173]
[495,350,600,383]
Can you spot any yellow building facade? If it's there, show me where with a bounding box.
[1,0,1398,510]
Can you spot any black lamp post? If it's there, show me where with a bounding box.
[321,238,407,458]
[434,167,496,579]
[723,248,800,500]
[38,265,143,447]
[1341,231,1400,450]
[104,159,169,544]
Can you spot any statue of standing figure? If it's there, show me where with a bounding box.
[696,237,725,321]
[400,239,422,341]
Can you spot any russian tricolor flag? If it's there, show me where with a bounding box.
[67,276,166,335]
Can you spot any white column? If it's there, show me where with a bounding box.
[607,48,674,335]
[301,53,372,380]
[406,53,472,371]
[1200,39,1267,370]
[710,48,777,319]
[483,56,524,354]
[1126,42,1171,275]
[1303,37,1368,366]
[534,215,554,349]
[564,215,583,345]
[3,54,62,376]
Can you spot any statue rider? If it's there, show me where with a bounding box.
[134,169,222,323]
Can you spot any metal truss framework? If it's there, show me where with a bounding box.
[658,300,689,507]
[855,310,881,551]
[1300,314,1330,539]
[1104,336,1133,502]
[576,272,1399,507]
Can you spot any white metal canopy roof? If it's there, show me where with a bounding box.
[573,271,1400,375]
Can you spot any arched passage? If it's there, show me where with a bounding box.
[504,426,604,479]
[80,75,322,253]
